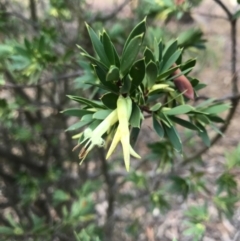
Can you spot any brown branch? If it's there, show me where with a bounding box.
[98,148,115,241]
[0,146,47,174]
[89,0,131,23]
[184,0,239,163]
[213,0,232,20]
[1,70,83,89]
[192,11,228,20]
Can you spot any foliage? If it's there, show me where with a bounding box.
[0,0,239,241]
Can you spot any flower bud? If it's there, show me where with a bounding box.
[173,64,194,100]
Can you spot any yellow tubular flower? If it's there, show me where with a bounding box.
[78,109,118,163]
[117,96,130,171]
[106,96,141,161]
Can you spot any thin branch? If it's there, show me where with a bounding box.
[192,11,228,20]
[0,146,47,174]
[3,11,39,29]
[98,148,115,241]
[213,0,232,20]
[1,70,83,89]
[184,1,239,163]
[89,0,131,23]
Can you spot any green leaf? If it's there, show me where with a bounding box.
[106,65,119,82]
[102,31,115,65]
[164,105,193,115]
[161,49,182,73]
[144,47,155,64]
[120,75,132,94]
[101,92,118,109]
[180,58,196,75]
[93,65,119,93]
[158,40,164,62]
[120,34,144,77]
[112,43,120,68]
[66,119,93,131]
[81,53,108,71]
[208,115,225,123]
[0,226,14,235]
[122,17,146,53]
[153,38,159,62]
[146,61,158,89]
[203,104,231,114]
[61,109,93,117]
[67,95,104,108]
[157,65,179,80]
[197,123,210,147]
[153,115,164,138]
[85,23,110,67]
[169,116,200,131]
[93,109,112,120]
[129,103,142,128]
[150,103,162,112]
[130,58,145,91]
[130,126,141,147]
[163,123,182,152]
[171,176,189,199]
[162,39,178,64]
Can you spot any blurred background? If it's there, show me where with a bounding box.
[0,0,240,240]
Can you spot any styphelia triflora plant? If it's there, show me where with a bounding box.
[63,18,230,171]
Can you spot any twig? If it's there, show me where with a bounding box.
[184,0,239,163]
[213,0,232,20]
[0,146,47,174]
[98,148,115,241]
[192,11,228,20]
[1,70,83,89]
[89,0,131,23]
[196,93,240,102]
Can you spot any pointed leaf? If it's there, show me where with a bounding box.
[144,47,155,64]
[85,23,110,66]
[164,105,194,115]
[101,92,118,109]
[153,115,164,138]
[122,17,146,53]
[66,119,93,131]
[61,109,93,117]
[120,34,144,77]
[67,95,104,108]
[169,116,200,131]
[93,65,119,93]
[163,124,182,152]
[161,49,182,72]
[130,58,145,91]
[102,31,115,65]
[146,61,158,89]
[93,109,112,120]
[106,65,119,82]
[129,103,142,128]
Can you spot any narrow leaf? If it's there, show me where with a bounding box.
[164,105,194,115]
[120,34,144,77]
[101,92,118,109]
[106,65,119,82]
[122,17,146,53]
[102,31,115,64]
[153,115,164,138]
[130,58,145,91]
[85,23,110,66]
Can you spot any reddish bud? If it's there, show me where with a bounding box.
[175,0,185,5]
[172,63,194,100]
[174,75,194,100]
